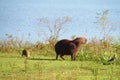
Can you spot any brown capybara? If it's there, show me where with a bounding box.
[55,37,87,60]
[22,49,30,57]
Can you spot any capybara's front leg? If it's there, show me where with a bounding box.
[71,54,76,61]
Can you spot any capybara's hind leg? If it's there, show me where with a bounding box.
[71,55,74,61]
[60,55,65,60]
[56,54,59,60]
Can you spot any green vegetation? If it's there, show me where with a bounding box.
[0,37,120,80]
[0,52,120,80]
[0,38,120,80]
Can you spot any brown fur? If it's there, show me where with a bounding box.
[22,49,30,57]
[55,37,87,60]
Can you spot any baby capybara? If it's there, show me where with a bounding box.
[22,49,30,57]
[55,37,87,60]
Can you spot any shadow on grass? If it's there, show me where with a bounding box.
[29,58,56,61]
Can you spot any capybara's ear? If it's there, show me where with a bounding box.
[82,38,87,44]
[78,37,87,44]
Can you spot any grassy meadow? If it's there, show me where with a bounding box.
[0,38,120,80]
[0,53,120,80]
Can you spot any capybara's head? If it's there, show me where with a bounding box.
[74,37,87,44]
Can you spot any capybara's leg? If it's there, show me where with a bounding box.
[60,55,65,60]
[71,54,76,61]
[73,56,76,60]
[71,55,74,61]
[26,54,28,57]
[56,54,59,60]
[73,54,76,60]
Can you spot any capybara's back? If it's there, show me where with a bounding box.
[55,39,71,55]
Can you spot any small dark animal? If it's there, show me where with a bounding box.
[55,37,87,60]
[22,49,30,57]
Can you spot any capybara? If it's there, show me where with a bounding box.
[22,49,30,57]
[55,37,87,60]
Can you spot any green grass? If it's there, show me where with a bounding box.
[0,52,120,80]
